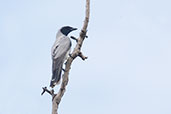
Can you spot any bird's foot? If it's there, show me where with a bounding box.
[62,68,66,72]
[69,54,74,59]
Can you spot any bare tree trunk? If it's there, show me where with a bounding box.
[41,0,90,114]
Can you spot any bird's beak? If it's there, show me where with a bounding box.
[72,28,77,31]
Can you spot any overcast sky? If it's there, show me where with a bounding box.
[0,0,171,114]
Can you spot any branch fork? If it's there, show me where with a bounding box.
[78,52,88,60]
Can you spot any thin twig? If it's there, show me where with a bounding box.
[41,87,54,96]
[70,36,78,42]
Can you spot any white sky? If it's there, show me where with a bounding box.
[0,0,171,114]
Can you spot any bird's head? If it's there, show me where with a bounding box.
[60,26,77,36]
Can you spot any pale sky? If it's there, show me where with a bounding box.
[0,0,171,114]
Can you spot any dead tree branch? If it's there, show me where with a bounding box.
[43,0,90,114]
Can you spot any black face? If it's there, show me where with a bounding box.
[60,26,77,36]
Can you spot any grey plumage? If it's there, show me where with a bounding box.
[50,26,77,88]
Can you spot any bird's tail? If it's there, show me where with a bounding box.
[50,61,63,88]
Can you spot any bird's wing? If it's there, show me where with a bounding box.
[51,36,71,59]
[50,36,71,87]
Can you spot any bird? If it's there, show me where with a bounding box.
[50,26,77,88]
